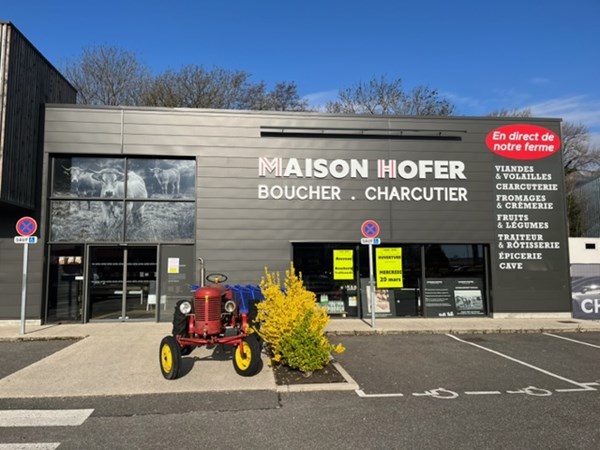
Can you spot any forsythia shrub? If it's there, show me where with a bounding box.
[279,309,332,373]
[255,263,344,373]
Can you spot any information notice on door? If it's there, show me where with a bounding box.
[333,249,354,280]
[424,278,485,317]
[168,257,180,274]
[376,247,403,288]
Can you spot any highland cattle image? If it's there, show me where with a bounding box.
[50,157,195,242]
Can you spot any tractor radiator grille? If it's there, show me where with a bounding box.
[195,297,221,322]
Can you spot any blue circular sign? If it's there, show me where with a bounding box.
[16,216,37,237]
[361,220,380,238]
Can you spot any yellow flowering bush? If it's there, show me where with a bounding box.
[254,263,344,372]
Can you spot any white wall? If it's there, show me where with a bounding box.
[569,237,600,264]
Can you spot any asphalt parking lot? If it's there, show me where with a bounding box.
[0,339,79,379]
[331,332,600,399]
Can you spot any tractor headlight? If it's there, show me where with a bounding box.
[179,301,192,314]
[224,300,237,313]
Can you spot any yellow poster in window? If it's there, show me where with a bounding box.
[376,247,403,288]
[333,249,354,280]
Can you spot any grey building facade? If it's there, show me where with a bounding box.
[0,22,76,323]
[30,105,571,323]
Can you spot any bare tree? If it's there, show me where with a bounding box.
[64,46,151,106]
[561,122,600,175]
[561,122,600,237]
[325,76,455,116]
[264,82,309,112]
[141,66,310,111]
[64,47,310,112]
[405,85,455,116]
[141,65,252,109]
[488,107,533,118]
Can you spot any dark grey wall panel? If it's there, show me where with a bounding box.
[0,22,76,209]
[0,238,44,320]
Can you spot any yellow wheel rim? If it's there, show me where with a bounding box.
[161,343,173,373]
[235,341,251,371]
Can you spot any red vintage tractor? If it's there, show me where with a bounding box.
[159,273,262,379]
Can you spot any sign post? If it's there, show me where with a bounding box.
[361,220,381,329]
[15,217,38,335]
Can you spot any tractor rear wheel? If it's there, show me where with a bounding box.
[232,334,261,376]
[159,335,181,380]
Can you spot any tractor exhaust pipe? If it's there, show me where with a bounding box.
[198,257,205,287]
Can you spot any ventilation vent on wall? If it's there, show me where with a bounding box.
[260,126,465,141]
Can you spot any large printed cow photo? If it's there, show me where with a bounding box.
[90,168,148,227]
[51,159,195,242]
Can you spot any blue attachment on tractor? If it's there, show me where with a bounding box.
[227,285,263,314]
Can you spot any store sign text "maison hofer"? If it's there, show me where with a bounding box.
[257,157,468,202]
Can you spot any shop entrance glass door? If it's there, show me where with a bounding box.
[46,245,85,323]
[88,246,157,320]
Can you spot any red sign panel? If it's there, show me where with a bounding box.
[485,124,560,160]
[361,220,380,238]
[16,216,37,237]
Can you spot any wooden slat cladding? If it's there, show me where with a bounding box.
[0,22,76,209]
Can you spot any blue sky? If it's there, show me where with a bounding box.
[3,0,600,144]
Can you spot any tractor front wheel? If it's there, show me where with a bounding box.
[159,335,181,380]
[232,334,261,377]
[181,346,194,356]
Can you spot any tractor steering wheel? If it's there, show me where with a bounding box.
[206,273,228,284]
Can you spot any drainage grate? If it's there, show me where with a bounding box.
[557,320,578,324]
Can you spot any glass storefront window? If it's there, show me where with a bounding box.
[127,159,195,200]
[50,200,124,241]
[294,242,488,319]
[126,202,195,242]
[294,243,360,317]
[424,244,487,318]
[46,156,196,323]
[49,156,195,243]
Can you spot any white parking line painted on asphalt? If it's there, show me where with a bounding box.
[543,333,600,349]
[464,391,502,395]
[0,409,93,427]
[555,388,596,393]
[356,389,404,398]
[413,388,458,399]
[0,444,60,449]
[507,386,552,396]
[446,334,596,391]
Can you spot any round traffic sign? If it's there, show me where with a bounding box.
[16,216,37,237]
[361,219,380,238]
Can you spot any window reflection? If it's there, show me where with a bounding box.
[425,244,484,277]
[424,244,486,317]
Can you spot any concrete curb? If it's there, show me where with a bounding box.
[1,327,595,341]
[275,361,360,393]
[0,335,86,342]
[326,328,594,336]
